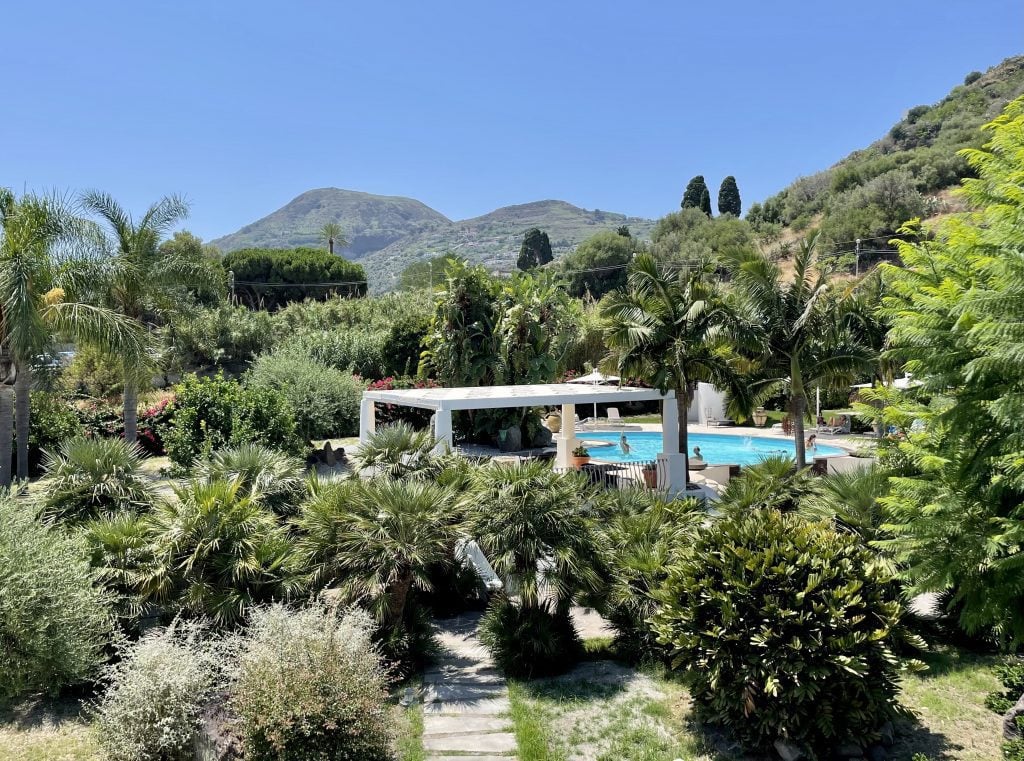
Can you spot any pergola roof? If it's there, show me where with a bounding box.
[362,383,672,411]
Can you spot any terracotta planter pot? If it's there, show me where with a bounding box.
[545,413,562,434]
[571,455,590,469]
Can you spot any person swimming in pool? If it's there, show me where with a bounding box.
[806,433,817,450]
[619,434,630,455]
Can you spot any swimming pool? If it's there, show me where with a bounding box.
[579,431,846,466]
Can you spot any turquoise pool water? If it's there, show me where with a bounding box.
[580,431,845,466]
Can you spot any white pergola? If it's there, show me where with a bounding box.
[360,383,688,494]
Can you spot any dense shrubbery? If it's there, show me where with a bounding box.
[194,444,307,517]
[222,246,367,308]
[246,348,364,440]
[0,495,112,703]
[23,391,83,474]
[161,373,302,465]
[92,622,222,761]
[62,343,126,398]
[231,604,392,761]
[166,302,274,369]
[653,508,918,755]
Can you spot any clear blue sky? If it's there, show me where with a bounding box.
[2,1,1021,241]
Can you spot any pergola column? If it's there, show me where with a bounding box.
[433,406,453,454]
[555,402,577,468]
[658,394,687,495]
[359,397,376,444]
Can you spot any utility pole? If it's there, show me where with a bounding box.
[228,270,235,304]
[855,239,861,277]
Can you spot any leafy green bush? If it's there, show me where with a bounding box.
[986,657,1024,714]
[62,343,125,398]
[140,478,293,627]
[479,595,582,679]
[222,247,367,309]
[0,495,112,703]
[92,622,222,761]
[161,373,302,465]
[166,303,274,369]
[246,348,364,440]
[652,508,918,755]
[20,391,83,475]
[230,603,392,761]
[41,437,158,523]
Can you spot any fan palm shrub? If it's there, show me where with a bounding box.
[138,477,293,627]
[352,421,442,480]
[40,436,158,522]
[195,443,307,516]
[468,461,599,676]
[593,489,702,661]
[602,253,736,479]
[725,233,874,467]
[293,476,462,664]
[83,512,154,627]
[714,455,818,515]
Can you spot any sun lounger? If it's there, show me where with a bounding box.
[817,415,851,435]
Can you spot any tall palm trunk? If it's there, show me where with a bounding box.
[387,570,414,630]
[677,383,690,485]
[791,393,807,468]
[0,384,13,487]
[124,378,138,443]
[14,362,31,481]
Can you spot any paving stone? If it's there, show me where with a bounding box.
[427,756,514,761]
[422,715,511,736]
[424,668,505,685]
[423,697,510,715]
[424,682,507,703]
[423,732,517,753]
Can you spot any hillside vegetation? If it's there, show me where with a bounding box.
[213,191,656,290]
[748,55,1024,256]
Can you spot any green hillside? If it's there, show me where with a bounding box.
[748,55,1024,252]
[212,192,656,291]
[210,188,452,257]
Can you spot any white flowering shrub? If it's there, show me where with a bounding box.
[230,603,393,761]
[92,622,222,761]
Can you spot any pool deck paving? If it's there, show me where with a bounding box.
[422,613,516,758]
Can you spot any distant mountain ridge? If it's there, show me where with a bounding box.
[211,189,657,290]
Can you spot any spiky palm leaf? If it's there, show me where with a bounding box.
[40,437,158,522]
[353,421,441,480]
[194,443,307,515]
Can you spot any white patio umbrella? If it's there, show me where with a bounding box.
[566,370,620,420]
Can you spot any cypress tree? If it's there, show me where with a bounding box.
[517,227,553,271]
[681,175,709,210]
[718,176,742,217]
[699,186,712,217]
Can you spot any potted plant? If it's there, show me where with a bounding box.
[571,444,590,469]
[642,461,658,488]
[545,410,562,434]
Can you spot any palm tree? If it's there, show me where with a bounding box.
[81,192,209,443]
[352,421,441,480]
[0,190,145,484]
[726,233,874,467]
[601,253,736,480]
[293,477,462,630]
[320,222,347,255]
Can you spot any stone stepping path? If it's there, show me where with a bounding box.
[422,613,516,759]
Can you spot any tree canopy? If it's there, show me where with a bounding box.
[516,227,553,271]
[681,175,709,210]
[717,176,741,217]
[222,247,367,309]
[559,230,634,299]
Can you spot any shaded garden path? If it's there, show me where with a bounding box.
[423,613,516,760]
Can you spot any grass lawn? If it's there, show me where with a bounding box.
[0,697,100,761]
[506,649,1004,761]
